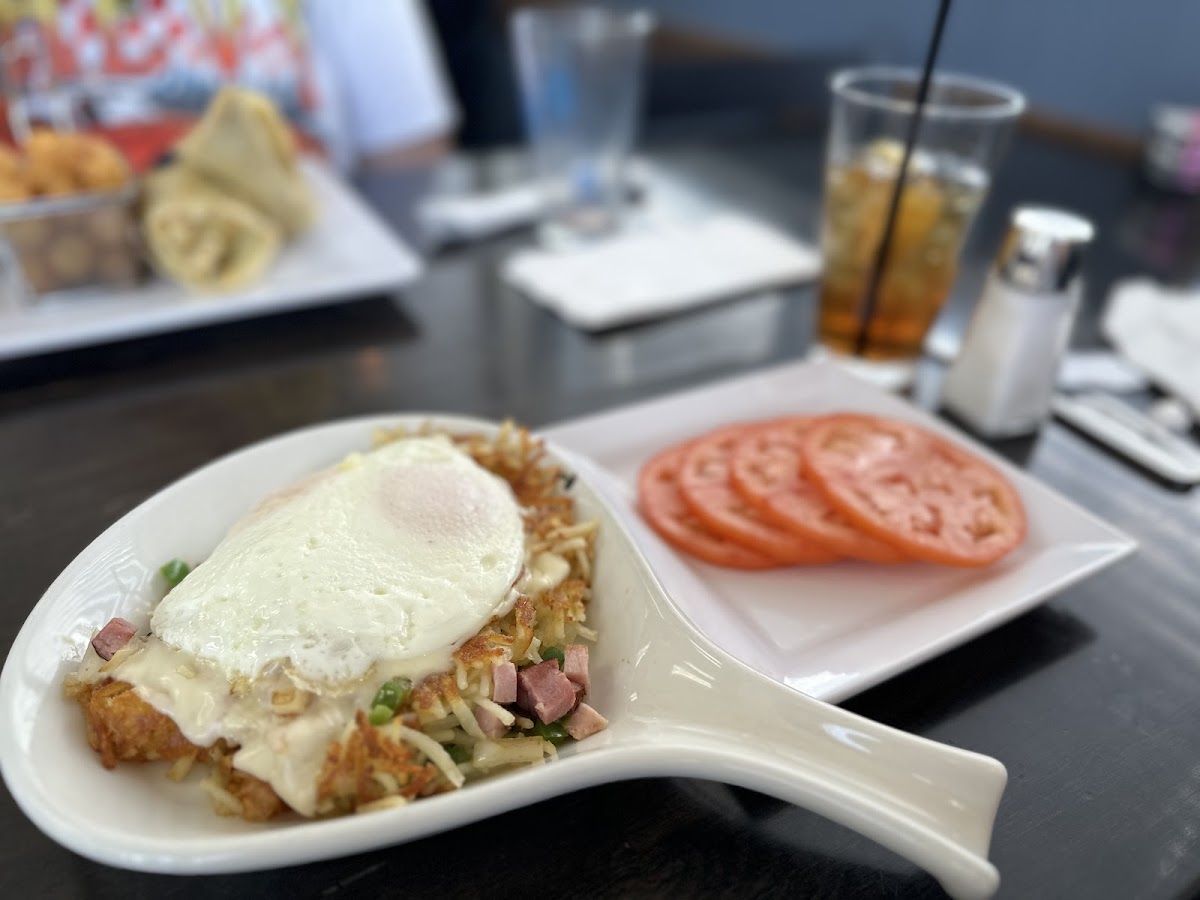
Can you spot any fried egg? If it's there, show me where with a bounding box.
[107,436,530,814]
[151,436,526,684]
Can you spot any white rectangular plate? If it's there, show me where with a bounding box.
[0,159,422,360]
[540,359,1137,703]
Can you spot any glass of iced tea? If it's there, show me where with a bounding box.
[817,67,1024,372]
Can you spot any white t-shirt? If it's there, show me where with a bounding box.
[304,0,459,167]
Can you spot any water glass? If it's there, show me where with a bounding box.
[511,6,652,245]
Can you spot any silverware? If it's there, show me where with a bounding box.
[1052,392,1200,485]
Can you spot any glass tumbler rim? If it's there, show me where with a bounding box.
[511,4,654,38]
[830,65,1026,123]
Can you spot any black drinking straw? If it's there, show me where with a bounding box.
[853,0,954,357]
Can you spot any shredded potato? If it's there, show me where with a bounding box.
[471,737,550,772]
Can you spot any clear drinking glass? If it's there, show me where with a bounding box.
[817,67,1024,370]
[511,6,652,246]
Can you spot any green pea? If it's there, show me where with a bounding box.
[443,743,470,764]
[542,646,565,670]
[372,676,413,711]
[368,704,393,726]
[530,720,569,745]
[160,559,190,588]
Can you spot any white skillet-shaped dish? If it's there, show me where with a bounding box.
[0,415,1007,899]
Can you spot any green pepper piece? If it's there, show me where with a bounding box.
[372,676,413,711]
[530,720,569,745]
[541,646,566,670]
[160,558,190,588]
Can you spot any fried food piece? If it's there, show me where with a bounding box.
[23,130,78,194]
[0,176,32,203]
[315,710,441,815]
[77,679,199,768]
[77,680,288,820]
[0,132,136,290]
[71,135,129,191]
[16,130,130,197]
[0,142,21,178]
[0,142,29,202]
[0,131,130,204]
[24,129,70,168]
[24,160,77,196]
[212,750,288,822]
[531,578,589,647]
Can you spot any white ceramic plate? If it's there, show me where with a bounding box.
[541,359,1137,703]
[0,159,421,361]
[1,413,1009,899]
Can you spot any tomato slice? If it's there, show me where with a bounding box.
[729,418,908,563]
[677,425,841,565]
[638,443,777,569]
[801,415,1027,567]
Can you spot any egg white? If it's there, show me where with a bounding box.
[150,436,527,685]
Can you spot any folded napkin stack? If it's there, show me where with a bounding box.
[502,214,821,330]
[1103,277,1200,413]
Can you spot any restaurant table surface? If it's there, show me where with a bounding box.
[1,124,1199,900]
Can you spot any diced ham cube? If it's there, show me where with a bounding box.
[563,644,589,694]
[492,661,517,704]
[516,659,578,724]
[474,705,509,739]
[91,617,137,661]
[564,703,608,740]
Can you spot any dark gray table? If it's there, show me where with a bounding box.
[2,125,1198,900]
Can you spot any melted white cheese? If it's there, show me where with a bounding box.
[520,551,571,595]
[112,636,454,815]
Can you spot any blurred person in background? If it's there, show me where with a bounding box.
[0,0,458,170]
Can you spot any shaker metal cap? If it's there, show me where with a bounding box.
[996,206,1095,293]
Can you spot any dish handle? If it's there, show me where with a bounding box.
[623,634,1007,900]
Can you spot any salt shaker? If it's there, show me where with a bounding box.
[941,206,1095,438]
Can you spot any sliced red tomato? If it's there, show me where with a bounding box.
[801,415,1027,567]
[729,417,908,563]
[677,425,841,565]
[638,443,777,569]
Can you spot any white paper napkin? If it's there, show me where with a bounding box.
[502,214,821,330]
[417,183,546,244]
[1056,350,1148,393]
[1102,277,1200,412]
[416,161,653,246]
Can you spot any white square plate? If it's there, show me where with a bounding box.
[540,359,1137,703]
[0,159,422,360]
